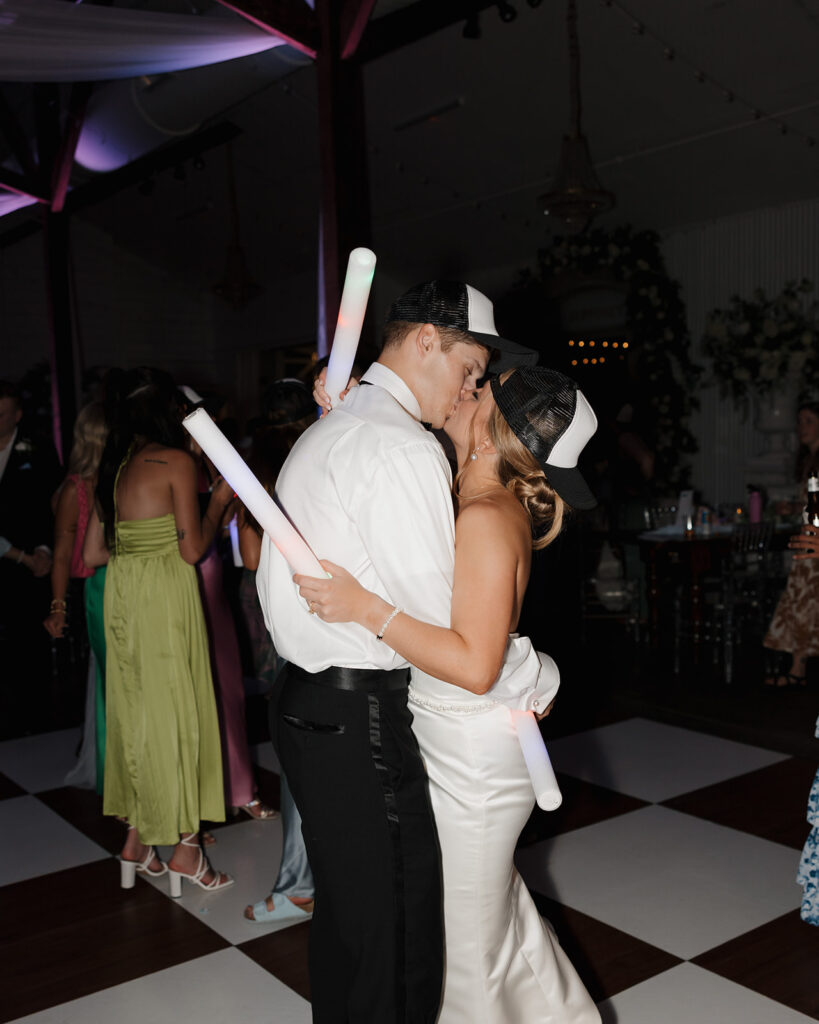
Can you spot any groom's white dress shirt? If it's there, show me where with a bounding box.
[257,362,455,673]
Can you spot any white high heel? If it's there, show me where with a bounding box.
[118,842,168,889]
[168,834,234,898]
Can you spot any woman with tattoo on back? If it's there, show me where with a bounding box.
[85,367,235,893]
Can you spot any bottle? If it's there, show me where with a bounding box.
[748,487,762,524]
[807,472,819,527]
[684,512,695,540]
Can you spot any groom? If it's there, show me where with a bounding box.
[257,281,536,1023]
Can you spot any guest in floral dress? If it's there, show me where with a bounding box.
[763,397,819,685]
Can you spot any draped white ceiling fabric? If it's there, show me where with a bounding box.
[0,0,285,81]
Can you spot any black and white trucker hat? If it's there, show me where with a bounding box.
[490,366,598,509]
[386,280,538,370]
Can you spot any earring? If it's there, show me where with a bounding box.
[470,440,487,460]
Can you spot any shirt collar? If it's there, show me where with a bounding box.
[360,362,422,421]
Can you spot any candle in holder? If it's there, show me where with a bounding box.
[183,408,324,577]
[324,247,377,408]
[510,709,562,811]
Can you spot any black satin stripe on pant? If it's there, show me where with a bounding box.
[272,663,444,1024]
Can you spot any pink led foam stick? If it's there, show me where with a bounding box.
[183,408,324,577]
[324,247,377,408]
[510,709,562,811]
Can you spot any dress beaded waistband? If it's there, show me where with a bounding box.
[408,686,498,715]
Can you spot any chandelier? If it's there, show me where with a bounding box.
[540,0,614,233]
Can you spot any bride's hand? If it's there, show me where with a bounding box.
[294,560,371,623]
[312,369,359,418]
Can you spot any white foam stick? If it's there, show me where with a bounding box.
[183,408,324,577]
[324,247,377,408]
[510,709,562,811]
[228,514,243,568]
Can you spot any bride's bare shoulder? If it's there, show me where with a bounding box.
[456,489,529,541]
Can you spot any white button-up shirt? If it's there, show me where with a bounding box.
[257,362,456,673]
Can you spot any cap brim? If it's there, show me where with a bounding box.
[542,463,598,510]
[465,331,539,370]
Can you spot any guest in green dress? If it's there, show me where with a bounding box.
[87,367,235,893]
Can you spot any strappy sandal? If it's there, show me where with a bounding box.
[233,799,279,821]
[118,831,167,889]
[168,834,234,898]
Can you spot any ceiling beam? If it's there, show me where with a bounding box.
[64,120,241,216]
[215,0,319,58]
[357,0,498,63]
[339,0,379,59]
[0,168,47,203]
[51,83,93,214]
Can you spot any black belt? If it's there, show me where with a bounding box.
[289,663,410,693]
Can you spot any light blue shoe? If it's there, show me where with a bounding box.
[247,892,314,924]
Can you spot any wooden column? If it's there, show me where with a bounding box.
[315,0,372,356]
[42,210,76,465]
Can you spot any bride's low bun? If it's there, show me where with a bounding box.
[489,408,567,549]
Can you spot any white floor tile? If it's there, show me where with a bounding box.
[0,729,83,793]
[9,947,311,1024]
[250,740,281,775]
[546,717,787,802]
[516,805,801,959]
[597,962,817,1024]
[149,817,306,942]
[0,796,108,886]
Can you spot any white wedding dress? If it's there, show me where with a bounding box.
[409,636,600,1024]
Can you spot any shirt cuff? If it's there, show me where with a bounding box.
[0,537,10,558]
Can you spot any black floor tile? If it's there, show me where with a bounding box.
[238,920,312,1002]
[531,892,682,1003]
[662,757,817,849]
[693,909,819,1021]
[0,859,230,1023]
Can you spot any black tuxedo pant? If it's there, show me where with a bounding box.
[271,663,443,1024]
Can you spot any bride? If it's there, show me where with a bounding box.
[300,366,601,1023]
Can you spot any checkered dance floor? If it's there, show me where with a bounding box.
[1,715,817,1022]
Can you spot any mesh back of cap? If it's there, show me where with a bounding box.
[493,367,577,467]
[387,281,468,328]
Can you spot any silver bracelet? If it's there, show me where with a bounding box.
[375,606,403,641]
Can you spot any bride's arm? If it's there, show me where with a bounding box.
[295,502,522,694]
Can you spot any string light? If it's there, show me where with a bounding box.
[600,0,819,149]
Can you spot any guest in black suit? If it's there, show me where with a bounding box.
[0,380,59,735]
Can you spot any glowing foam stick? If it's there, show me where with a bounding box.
[183,408,324,577]
[324,247,377,408]
[228,514,243,567]
[510,710,562,811]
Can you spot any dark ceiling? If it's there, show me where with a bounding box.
[2,0,819,330]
